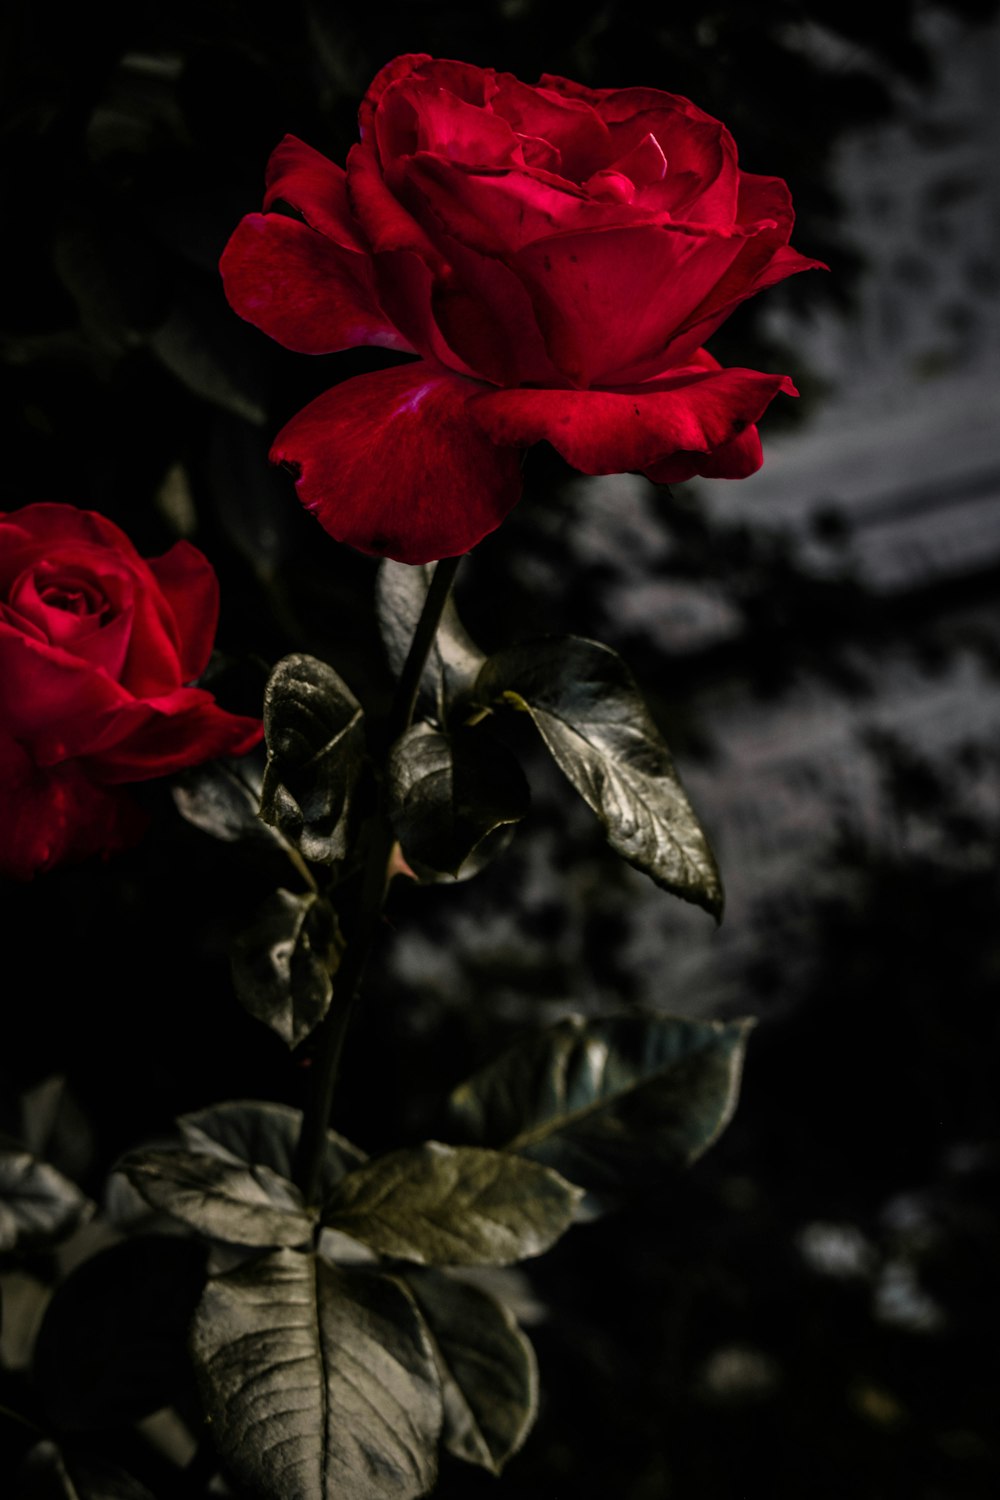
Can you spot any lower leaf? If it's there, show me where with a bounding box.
[191,1249,443,1500]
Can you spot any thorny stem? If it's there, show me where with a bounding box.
[293,554,463,1205]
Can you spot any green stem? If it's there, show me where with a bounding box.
[294,555,462,1205]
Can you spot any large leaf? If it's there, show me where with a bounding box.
[447,1012,754,1195]
[119,1149,315,1248]
[476,636,723,918]
[0,1147,92,1253]
[178,1099,365,1196]
[376,562,485,723]
[404,1269,537,1474]
[172,753,281,846]
[260,654,366,864]
[387,724,529,880]
[32,1235,206,1431]
[231,889,342,1047]
[16,1441,156,1500]
[322,1143,582,1266]
[192,1249,442,1500]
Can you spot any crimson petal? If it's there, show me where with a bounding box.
[146,541,220,684]
[263,136,367,253]
[220,212,409,356]
[469,356,796,474]
[270,362,522,564]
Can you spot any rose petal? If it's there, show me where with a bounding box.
[378,79,523,170]
[426,227,570,387]
[81,690,263,783]
[0,505,144,590]
[491,75,610,181]
[369,247,483,379]
[402,154,648,256]
[270,362,522,564]
[469,354,796,474]
[0,736,145,881]
[345,142,446,270]
[644,422,764,484]
[360,56,492,141]
[0,626,134,760]
[512,222,751,386]
[146,540,220,684]
[263,135,367,252]
[220,212,409,356]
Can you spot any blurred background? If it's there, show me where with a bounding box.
[2,1,1000,1495]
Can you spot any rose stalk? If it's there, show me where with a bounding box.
[293,553,462,1203]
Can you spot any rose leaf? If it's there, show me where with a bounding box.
[260,653,367,864]
[447,1011,754,1196]
[178,1098,365,1195]
[321,1142,582,1265]
[375,561,485,724]
[16,1441,157,1500]
[191,1250,442,1500]
[403,1268,538,1475]
[117,1148,316,1248]
[387,722,529,881]
[476,635,724,918]
[231,888,342,1048]
[32,1235,207,1431]
[0,1147,93,1253]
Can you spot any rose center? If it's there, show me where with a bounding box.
[36,573,108,619]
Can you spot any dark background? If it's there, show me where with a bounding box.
[3,2,1000,1496]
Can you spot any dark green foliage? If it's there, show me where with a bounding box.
[231,889,342,1046]
[0,1148,92,1253]
[32,1236,207,1431]
[403,1269,538,1474]
[448,1012,752,1195]
[387,725,530,880]
[260,655,367,864]
[322,1143,582,1265]
[192,1250,442,1500]
[477,638,724,917]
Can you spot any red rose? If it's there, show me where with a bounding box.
[0,504,263,880]
[221,55,824,565]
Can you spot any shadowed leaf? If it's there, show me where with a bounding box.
[261,654,366,864]
[231,889,342,1047]
[448,1012,753,1195]
[16,1441,156,1500]
[0,1147,92,1253]
[387,723,529,880]
[476,636,723,918]
[404,1269,537,1474]
[32,1235,207,1431]
[376,561,485,723]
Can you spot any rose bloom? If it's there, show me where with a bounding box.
[222,54,824,565]
[0,504,262,880]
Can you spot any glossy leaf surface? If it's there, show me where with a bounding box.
[260,653,366,863]
[119,1147,315,1247]
[231,888,341,1047]
[448,1012,753,1194]
[192,1249,442,1500]
[476,636,723,917]
[387,723,529,879]
[322,1142,582,1265]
